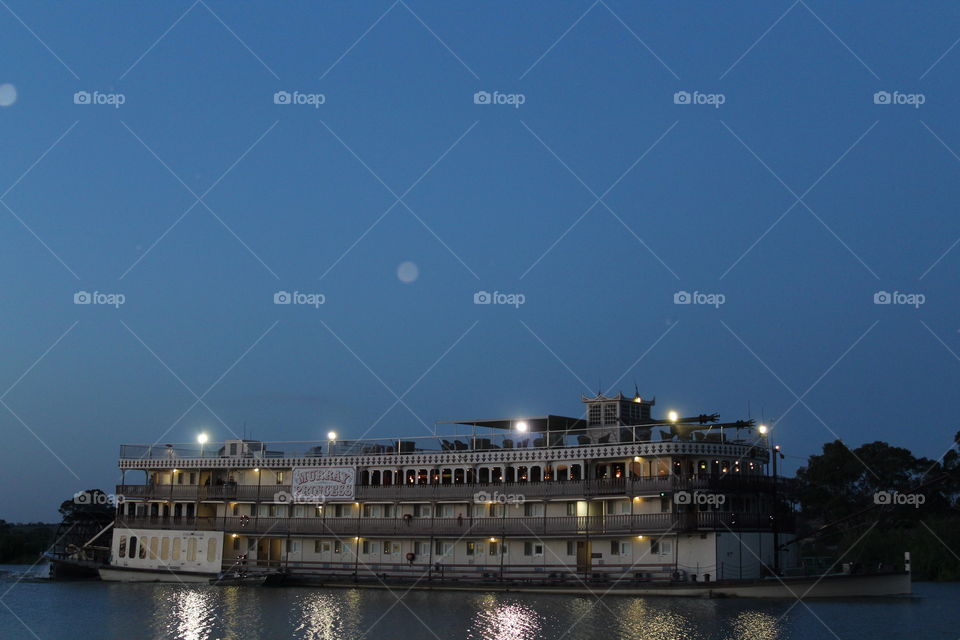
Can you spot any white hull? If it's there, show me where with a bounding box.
[99,567,215,583]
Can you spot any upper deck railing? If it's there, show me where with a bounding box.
[120,427,767,463]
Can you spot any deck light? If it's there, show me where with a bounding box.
[667,411,678,422]
[327,431,337,441]
[637,535,645,540]
[489,538,496,542]
[254,468,260,473]
[197,433,208,457]
[758,424,768,435]
[515,421,528,433]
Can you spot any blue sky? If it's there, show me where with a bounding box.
[2,1,960,520]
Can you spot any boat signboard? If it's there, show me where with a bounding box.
[291,466,356,502]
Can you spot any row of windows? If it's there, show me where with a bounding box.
[232,538,674,558]
[362,464,585,486]
[117,535,216,563]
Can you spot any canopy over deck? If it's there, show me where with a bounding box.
[435,415,585,433]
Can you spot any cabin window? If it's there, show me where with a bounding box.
[492,467,503,482]
[652,539,672,555]
[334,540,342,554]
[588,404,601,425]
[186,504,194,518]
[523,542,543,556]
[413,504,431,517]
[361,470,370,485]
[371,471,381,486]
[566,502,577,516]
[530,466,542,482]
[234,537,242,551]
[478,468,490,483]
[418,469,428,485]
[441,469,452,485]
[172,538,181,561]
[129,536,137,559]
[139,540,147,559]
[207,539,218,562]
[570,464,581,481]
[517,466,528,481]
[556,465,569,481]
[362,540,371,554]
[610,540,620,556]
[160,537,170,560]
[505,467,516,483]
[566,541,575,556]
[187,539,197,562]
[466,542,475,556]
[435,541,453,557]
[285,540,297,553]
[382,541,391,554]
[383,470,393,486]
[406,470,416,484]
[276,471,284,485]
[383,505,394,518]
[415,541,429,555]
[454,469,464,484]
[603,403,617,425]
[315,506,324,517]
[118,536,127,558]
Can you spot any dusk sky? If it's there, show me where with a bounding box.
[3,1,960,521]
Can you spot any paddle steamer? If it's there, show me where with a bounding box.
[100,392,910,596]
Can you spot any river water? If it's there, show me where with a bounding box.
[0,565,956,639]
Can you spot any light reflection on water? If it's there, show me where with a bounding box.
[0,572,952,640]
[468,595,541,640]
